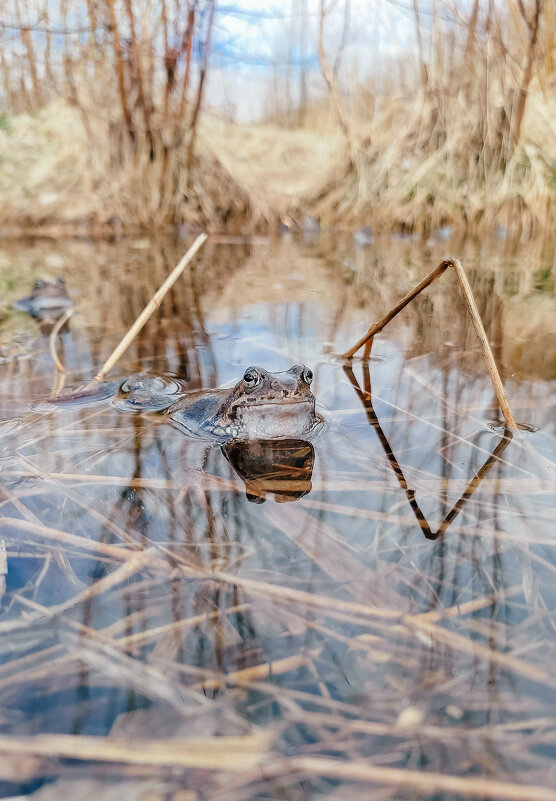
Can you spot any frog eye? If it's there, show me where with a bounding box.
[33,279,46,290]
[243,368,261,389]
[56,277,66,286]
[302,368,313,386]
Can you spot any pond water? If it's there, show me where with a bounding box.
[0,233,555,800]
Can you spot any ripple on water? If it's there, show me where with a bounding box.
[488,419,539,433]
[113,372,188,412]
[30,380,120,412]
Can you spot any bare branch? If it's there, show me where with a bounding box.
[318,0,351,144]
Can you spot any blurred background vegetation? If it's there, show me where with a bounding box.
[0,0,554,237]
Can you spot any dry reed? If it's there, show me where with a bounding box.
[85,233,207,389]
[343,257,517,428]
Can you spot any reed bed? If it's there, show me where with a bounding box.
[0,2,555,236]
[2,80,555,238]
[0,102,273,234]
[0,236,555,799]
[306,81,556,238]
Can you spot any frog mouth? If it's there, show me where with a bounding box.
[234,397,314,408]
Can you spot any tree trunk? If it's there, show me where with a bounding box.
[318,0,351,145]
[412,0,428,88]
[174,3,196,142]
[186,0,215,175]
[105,0,135,141]
[123,0,152,140]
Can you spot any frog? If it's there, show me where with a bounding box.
[14,278,73,318]
[168,364,317,440]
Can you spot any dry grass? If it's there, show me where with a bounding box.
[1,1,556,237]
[0,102,277,234]
[1,78,554,238]
[306,83,556,237]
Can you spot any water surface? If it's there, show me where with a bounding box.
[0,233,555,800]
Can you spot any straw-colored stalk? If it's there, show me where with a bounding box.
[451,257,517,427]
[85,232,207,389]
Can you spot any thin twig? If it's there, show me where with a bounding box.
[105,0,134,139]
[84,233,207,390]
[186,2,215,174]
[0,732,272,771]
[451,258,517,428]
[260,757,556,801]
[318,0,352,146]
[48,306,73,372]
[343,258,453,359]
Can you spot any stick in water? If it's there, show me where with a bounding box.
[342,255,517,429]
[451,258,517,429]
[49,307,74,372]
[343,258,453,359]
[84,233,207,390]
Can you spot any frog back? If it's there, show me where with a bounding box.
[168,389,230,437]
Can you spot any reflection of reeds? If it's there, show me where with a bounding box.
[1,375,555,794]
[343,362,513,539]
[84,233,207,389]
[0,237,555,797]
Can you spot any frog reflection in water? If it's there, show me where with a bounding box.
[223,438,315,503]
[168,364,317,440]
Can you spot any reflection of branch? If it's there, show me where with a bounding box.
[188,254,218,388]
[344,259,452,359]
[343,364,513,540]
[84,234,207,390]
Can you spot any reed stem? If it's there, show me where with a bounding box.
[343,256,517,428]
[343,258,453,359]
[85,233,207,389]
[451,257,517,428]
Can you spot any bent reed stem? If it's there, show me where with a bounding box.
[342,256,517,429]
[343,258,453,359]
[48,306,73,372]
